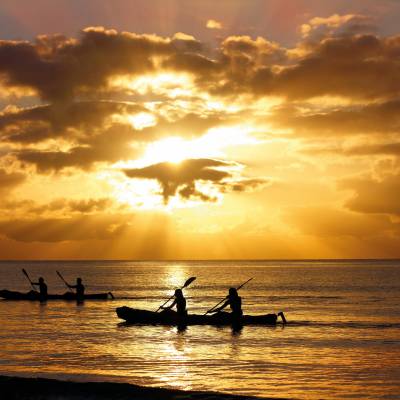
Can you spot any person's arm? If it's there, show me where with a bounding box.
[162,299,176,310]
[210,299,229,313]
[32,282,39,286]
[68,284,77,289]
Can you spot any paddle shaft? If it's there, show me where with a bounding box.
[156,277,196,312]
[204,277,253,315]
[56,271,73,292]
[22,269,36,291]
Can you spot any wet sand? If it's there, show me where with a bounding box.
[0,375,286,400]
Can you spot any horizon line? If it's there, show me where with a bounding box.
[0,258,399,262]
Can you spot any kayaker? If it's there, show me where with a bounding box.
[161,288,187,317]
[32,277,48,301]
[210,287,243,319]
[67,277,85,301]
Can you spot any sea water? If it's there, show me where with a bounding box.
[0,260,399,399]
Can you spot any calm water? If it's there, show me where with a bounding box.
[0,260,399,399]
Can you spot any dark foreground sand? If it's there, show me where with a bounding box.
[0,376,286,400]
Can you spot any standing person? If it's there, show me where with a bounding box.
[32,277,48,302]
[161,288,187,317]
[68,278,85,302]
[210,287,243,320]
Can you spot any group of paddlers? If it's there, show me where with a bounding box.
[160,286,287,323]
[29,276,85,302]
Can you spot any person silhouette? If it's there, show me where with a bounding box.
[210,287,243,320]
[32,277,48,302]
[161,288,187,317]
[67,278,85,301]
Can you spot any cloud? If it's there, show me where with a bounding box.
[0,21,399,104]
[0,168,25,192]
[341,173,400,216]
[123,158,233,203]
[0,100,144,144]
[206,19,222,30]
[0,27,174,101]
[0,214,129,242]
[220,177,270,192]
[300,14,376,41]
[139,112,223,141]
[16,122,139,172]
[270,99,400,137]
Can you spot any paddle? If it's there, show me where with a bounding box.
[204,277,254,315]
[22,268,36,291]
[156,276,196,312]
[56,270,73,292]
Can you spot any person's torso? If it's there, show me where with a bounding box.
[76,284,85,296]
[40,283,47,296]
[176,297,186,314]
[229,295,242,314]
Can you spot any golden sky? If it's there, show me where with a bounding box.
[0,1,399,259]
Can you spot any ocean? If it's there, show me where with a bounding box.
[0,260,399,399]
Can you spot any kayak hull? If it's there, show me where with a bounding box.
[116,307,278,326]
[0,289,113,301]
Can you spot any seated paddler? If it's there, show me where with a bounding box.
[67,277,85,301]
[161,288,187,317]
[209,287,243,320]
[32,277,48,301]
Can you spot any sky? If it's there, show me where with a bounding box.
[0,0,400,259]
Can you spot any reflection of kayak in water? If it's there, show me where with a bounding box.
[0,289,114,300]
[116,307,286,326]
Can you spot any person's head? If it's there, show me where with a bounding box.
[77,278,82,284]
[229,287,238,297]
[39,277,44,283]
[175,288,183,298]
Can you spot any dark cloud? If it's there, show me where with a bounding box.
[16,122,139,172]
[124,158,233,203]
[0,28,173,101]
[0,100,144,144]
[220,177,269,192]
[123,158,268,203]
[300,14,376,44]
[1,24,400,103]
[265,34,400,100]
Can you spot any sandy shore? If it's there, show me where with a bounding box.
[0,375,286,400]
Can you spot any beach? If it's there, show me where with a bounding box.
[0,375,284,400]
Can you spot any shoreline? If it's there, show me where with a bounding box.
[0,375,286,400]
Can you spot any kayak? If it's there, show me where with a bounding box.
[0,289,114,301]
[116,306,282,326]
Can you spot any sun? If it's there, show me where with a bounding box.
[127,112,157,130]
[139,136,215,165]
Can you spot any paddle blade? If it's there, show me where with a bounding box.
[182,276,196,288]
[22,269,31,282]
